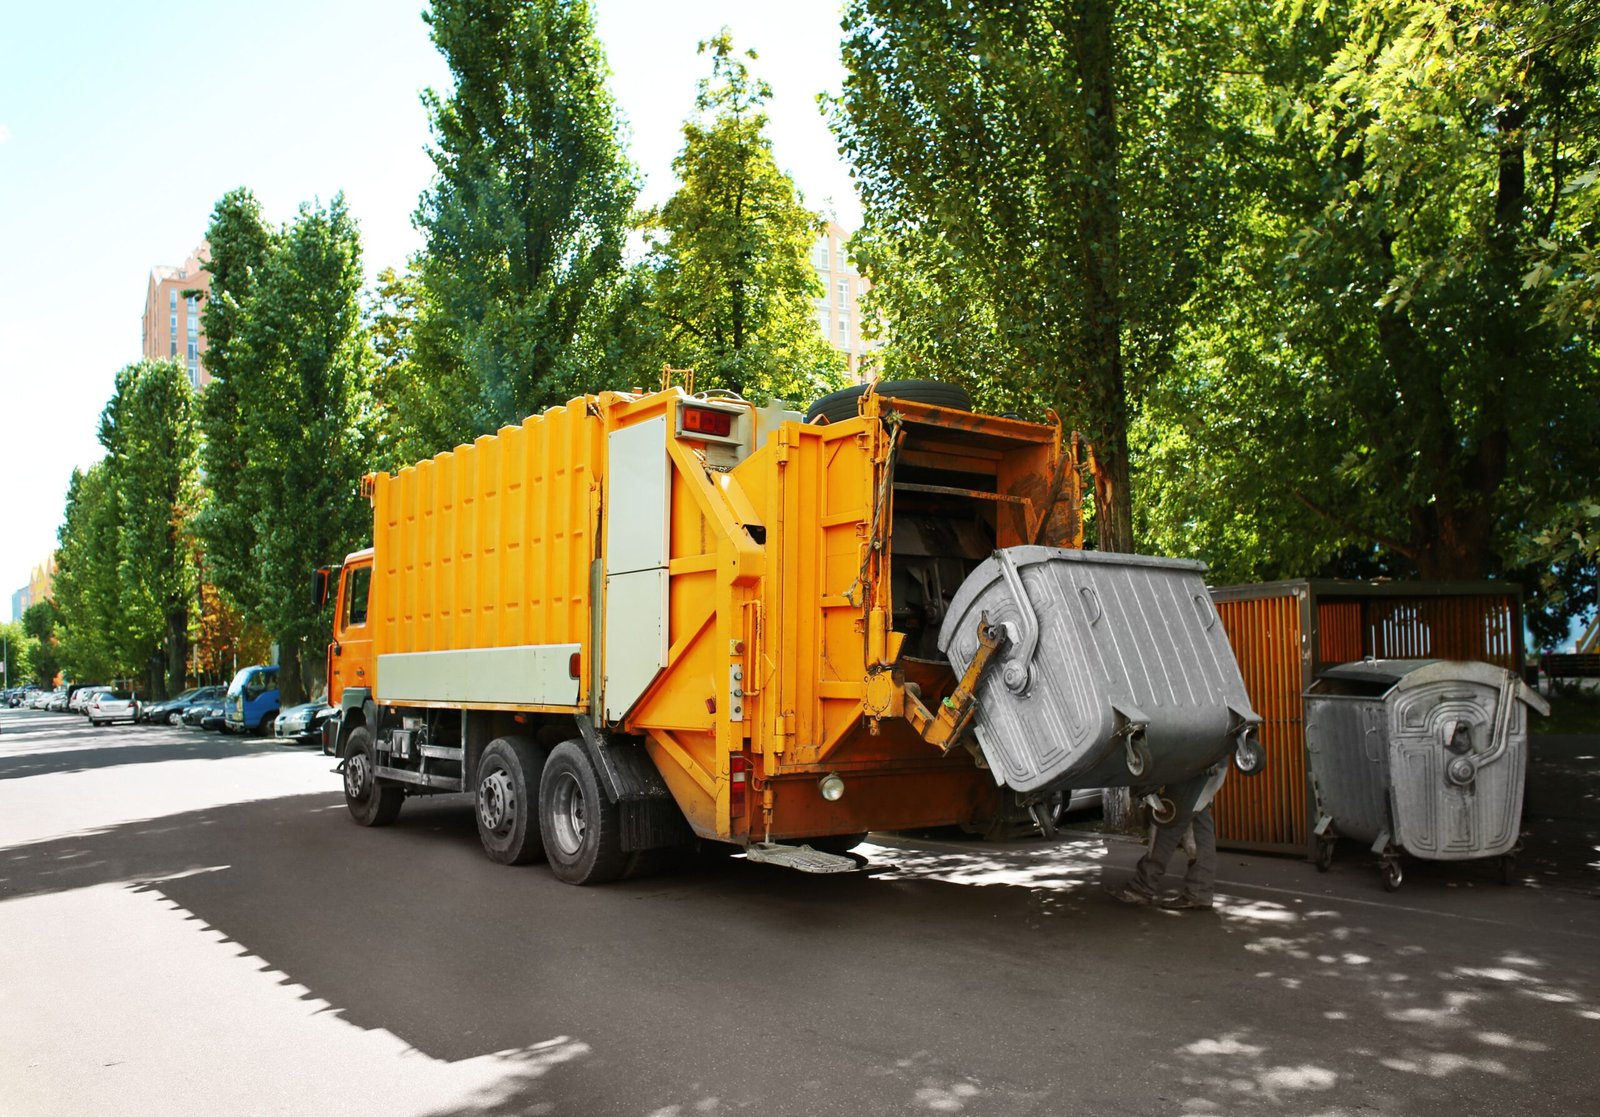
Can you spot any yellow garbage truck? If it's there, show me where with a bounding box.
[318,381,1262,883]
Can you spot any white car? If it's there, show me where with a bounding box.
[87,690,139,727]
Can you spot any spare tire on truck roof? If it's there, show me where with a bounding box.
[805,379,973,424]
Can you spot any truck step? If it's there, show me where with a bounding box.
[744,842,859,874]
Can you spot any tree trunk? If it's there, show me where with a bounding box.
[165,605,188,699]
[279,640,304,707]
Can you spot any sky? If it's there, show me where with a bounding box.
[0,0,861,605]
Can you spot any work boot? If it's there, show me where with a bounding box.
[1158,893,1214,912]
[1110,884,1156,905]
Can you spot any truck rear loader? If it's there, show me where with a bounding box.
[319,382,1263,883]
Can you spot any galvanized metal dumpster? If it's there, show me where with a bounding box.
[939,547,1264,804]
[1304,659,1549,890]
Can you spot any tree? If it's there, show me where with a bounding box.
[644,33,846,402]
[52,464,121,683]
[196,189,275,617]
[412,0,638,446]
[1,619,35,690]
[106,360,200,696]
[1135,0,1600,638]
[21,600,61,687]
[831,0,1240,552]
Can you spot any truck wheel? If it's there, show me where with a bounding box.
[476,736,549,865]
[804,379,973,424]
[539,740,627,885]
[344,726,403,827]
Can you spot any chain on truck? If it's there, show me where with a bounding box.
[314,378,1265,884]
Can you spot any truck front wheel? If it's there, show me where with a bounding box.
[344,726,403,826]
[476,736,548,865]
[539,740,627,885]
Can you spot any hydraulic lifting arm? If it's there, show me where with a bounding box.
[904,613,1008,753]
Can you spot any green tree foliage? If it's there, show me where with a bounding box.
[20,601,59,687]
[197,189,275,615]
[831,0,1239,552]
[52,465,119,683]
[1135,0,1600,639]
[53,362,200,695]
[0,619,34,689]
[199,196,379,706]
[412,0,638,446]
[644,33,846,402]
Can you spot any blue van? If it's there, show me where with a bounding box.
[225,665,280,736]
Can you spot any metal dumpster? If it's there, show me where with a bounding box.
[1304,659,1549,890]
[939,547,1264,806]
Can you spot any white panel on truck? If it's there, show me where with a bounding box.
[603,568,668,722]
[376,645,582,706]
[605,416,670,576]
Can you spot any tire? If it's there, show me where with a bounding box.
[1315,839,1335,872]
[1125,738,1152,779]
[1234,735,1267,777]
[168,712,181,726]
[806,832,869,855]
[805,379,973,424]
[476,736,549,865]
[344,725,403,827]
[1380,860,1403,892]
[258,712,276,738]
[89,719,101,728]
[539,740,627,885]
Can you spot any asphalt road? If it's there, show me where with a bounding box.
[1,708,1596,1117]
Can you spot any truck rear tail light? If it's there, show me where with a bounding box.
[730,755,747,817]
[568,652,581,679]
[681,405,734,438]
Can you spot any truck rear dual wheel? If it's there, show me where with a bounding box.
[539,740,628,885]
[476,736,549,865]
[344,726,403,827]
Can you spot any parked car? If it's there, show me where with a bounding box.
[71,686,110,714]
[223,665,279,736]
[199,702,229,732]
[141,686,221,726]
[273,702,334,746]
[46,688,70,711]
[29,690,52,709]
[87,690,139,727]
[182,696,223,727]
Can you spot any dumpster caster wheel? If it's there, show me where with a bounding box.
[1315,839,1335,873]
[1149,797,1177,826]
[1380,860,1403,892]
[1234,734,1266,777]
[1499,854,1518,886]
[1125,738,1152,779]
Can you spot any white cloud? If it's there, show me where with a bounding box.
[0,124,12,143]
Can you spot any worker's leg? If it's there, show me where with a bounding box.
[1122,775,1205,899]
[1178,806,1217,904]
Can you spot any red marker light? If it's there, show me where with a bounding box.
[682,406,734,438]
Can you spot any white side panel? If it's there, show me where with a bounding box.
[376,645,581,707]
[603,568,668,722]
[605,416,670,576]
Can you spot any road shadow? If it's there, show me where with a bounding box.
[0,726,300,781]
[2,788,1597,1116]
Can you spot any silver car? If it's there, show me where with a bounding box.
[87,690,139,727]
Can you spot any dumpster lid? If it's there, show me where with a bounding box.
[1314,659,1443,687]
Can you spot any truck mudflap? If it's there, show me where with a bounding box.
[938,546,1262,797]
[574,715,692,852]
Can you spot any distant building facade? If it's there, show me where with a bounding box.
[811,222,880,381]
[142,243,211,388]
[11,557,54,622]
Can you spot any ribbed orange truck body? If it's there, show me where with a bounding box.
[324,385,1083,882]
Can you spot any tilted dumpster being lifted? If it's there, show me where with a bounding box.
[1304,659,1549,890]
[317,380,1264,883]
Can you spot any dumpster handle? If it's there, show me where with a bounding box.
[994,549,1040,694]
